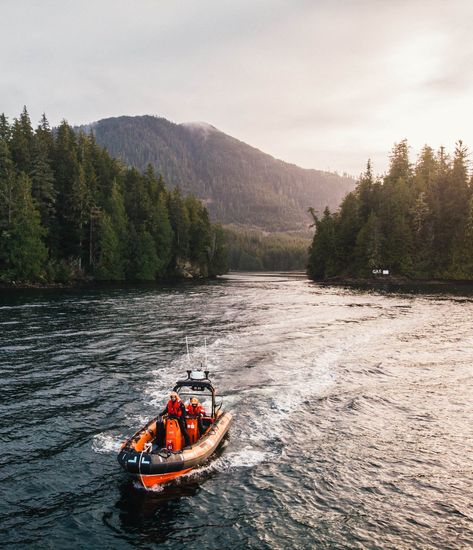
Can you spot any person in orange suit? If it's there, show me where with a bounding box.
[186,396,206,435]
[157,391,190,447]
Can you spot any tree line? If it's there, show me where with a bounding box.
[225,226,309,271]
[0,107,228,284]
[308,140,473,280]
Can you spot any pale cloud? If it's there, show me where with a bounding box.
[1,0,472,176]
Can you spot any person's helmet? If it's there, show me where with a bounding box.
[190,397,199,406]
[170,391,179,400]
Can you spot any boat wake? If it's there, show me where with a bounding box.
[92,432,125,454]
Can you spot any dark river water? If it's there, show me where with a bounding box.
[1,273,472,549]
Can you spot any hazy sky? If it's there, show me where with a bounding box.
[1,0,472,175]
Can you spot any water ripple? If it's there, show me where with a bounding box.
[0,276,472,548]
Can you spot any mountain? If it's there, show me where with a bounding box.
[78,115,355,232]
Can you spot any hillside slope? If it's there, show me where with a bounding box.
[79,115,355,231]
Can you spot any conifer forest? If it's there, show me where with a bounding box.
[308,140,473,281]
[0,108,228,284]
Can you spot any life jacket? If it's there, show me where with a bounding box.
[166,399,183,417]
[186,403,205,417]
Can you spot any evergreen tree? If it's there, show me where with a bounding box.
[462,195,473,276]
[385,139,412,186]
[0,140,15,229]
[53,120,80,259]
[0,114,11,142]
[35,114,55,156]
[354,212,382,276]
[29,138,56,234]
[448,141,471,275]
[123,167,151,231]
[410,191,431,275]
[77,131,99,204]
[128,228,158,280]
[104,180,129,272]
[379,142,415,275]
[333,191,360,273]
[168,187,190,262]
[208,224,228,275]
[414,145,437,194]
[151,193,173,276]
[9,106,34,173]
[186,195,211,273]
[0,140,16,270]
[379,177,413,275]
[95,213,124,280]
[3,173,47,281]
[307,208,337,280]
[63,163,90,266]
[357,160,376,222]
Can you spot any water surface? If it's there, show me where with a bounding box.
[1,274,472,548]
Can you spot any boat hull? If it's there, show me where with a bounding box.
[118,411,232,487]
[139,468,194,488]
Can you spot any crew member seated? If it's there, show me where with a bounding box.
[186,396,206,436]
[156,391,190,448]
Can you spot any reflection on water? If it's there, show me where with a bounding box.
[324,279,473,297]
[110,480,201,542]
[1,274,473,548]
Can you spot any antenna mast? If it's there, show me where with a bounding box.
[185,336,191,366]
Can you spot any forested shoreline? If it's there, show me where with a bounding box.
[0,108,228,285]
[225,226,309,271]
[308,140,473,281]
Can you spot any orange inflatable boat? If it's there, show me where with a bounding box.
[117,371,232,488]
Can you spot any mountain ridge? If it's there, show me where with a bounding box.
[78,115,355,232]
